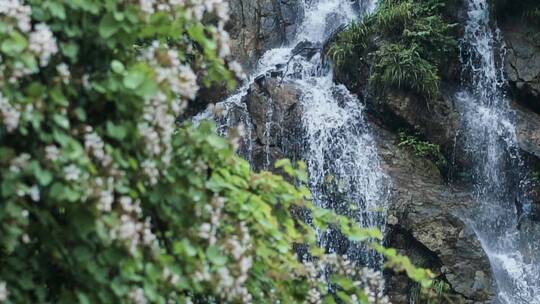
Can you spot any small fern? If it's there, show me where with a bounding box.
[398,132,447,169]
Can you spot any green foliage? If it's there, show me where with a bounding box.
[411,277,465,303]
[372,0,414,35]
[531,170,540,182]
[398,132,447,169]
[0,1,436,303]
[370,44,440,98]
[328,0,457,99]
[328,22,373,68]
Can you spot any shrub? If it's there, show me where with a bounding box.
[370,43,440,98]
[328,0,458,99]
[0,1,433,303]
[327,22,373,68]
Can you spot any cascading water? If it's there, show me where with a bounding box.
[294,0,388,267]
[457,0,540,302]
[197,0,388,268]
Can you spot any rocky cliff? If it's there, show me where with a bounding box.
[219,0,540,302]
[227,0,303,70]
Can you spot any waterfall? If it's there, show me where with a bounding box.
[197,0,388,268]
[457,0,540,302]
[294,0,388,267]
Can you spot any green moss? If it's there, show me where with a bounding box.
[328,0,458,99]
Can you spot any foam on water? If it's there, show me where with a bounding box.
[299,74,389,266]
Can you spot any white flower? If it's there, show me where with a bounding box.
[229,60,246,79]
[0,281,8,302]
[84,131,112,167]
[97,187,114,212]
[9,153,30,173]
[210,1,229,22]
[45,145,60,161]
[215,26,231,58]
[239,256,252,273]
[141,218,156,245]
[64,164,81,181]
[118,215,138,240]
[119,196,135,213]
[82,74,91,89]
[198,223,212,239]
[0,92,21,133]
[28,23,58,66]
[139,0,155,14]
[163,267,179,284]
[128,287,147,304]
[0,0,31,32]
[56,63,70,83]
[29,185,40,202]
[141,159,159,185]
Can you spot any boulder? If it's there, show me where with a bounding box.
[292,40,321,60]
[226,0,303,70]
[244,77,304,171]
[503,19,540,110]
[368,88,476,173]
[379,89,460,149]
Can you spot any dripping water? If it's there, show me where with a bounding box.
[457,0,540,302]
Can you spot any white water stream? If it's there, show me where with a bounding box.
[196,0,388,267]
[196,0,540,301]
[457,0,540,302]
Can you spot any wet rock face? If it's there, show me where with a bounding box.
[240,76,496,299]
[514,101,540,160]
[292,40,322,60]
[226,0,303,70]
[378,90,459,149]
[374,125,495,303]
[243,76,304,171]
[503,20,540,110]
[371,87,540,173]
[222,2,540,302]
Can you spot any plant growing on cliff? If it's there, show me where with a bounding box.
[398,132,447,169]
[0,0,435,303]
[370,43,440,98]
[328,0,458,99]
[410,278,458,303]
